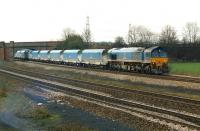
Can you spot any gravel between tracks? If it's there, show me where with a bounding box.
[41,88,197,131]
[15,61,200,90]
[1,64,200,130]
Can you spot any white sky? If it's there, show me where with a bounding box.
[0,0,200,42]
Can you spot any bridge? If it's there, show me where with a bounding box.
[0,41,63,60]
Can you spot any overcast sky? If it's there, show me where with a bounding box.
[0,0,200,42]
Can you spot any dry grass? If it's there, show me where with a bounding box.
[0,88,7,98]
[0,69,25,99]
[0,77,10,98]
[32,107,51,119]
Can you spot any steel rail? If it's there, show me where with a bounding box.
[3,65,200,106]
[0,69,200,130]
[15,60,200,83]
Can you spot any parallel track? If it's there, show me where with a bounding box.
[0,67,200,130]
[16,60,200,83]
[3,65,200,106]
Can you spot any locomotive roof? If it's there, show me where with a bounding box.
[82,49,105,53]
[108,47,144,53]
[144,46,164,53]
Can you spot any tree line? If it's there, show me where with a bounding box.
[57,22,200,50]
[127,22,200,45]
[55,22,200,61]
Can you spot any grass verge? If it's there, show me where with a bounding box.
[170,62,200,76]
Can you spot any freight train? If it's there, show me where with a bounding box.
[14,46,169,74]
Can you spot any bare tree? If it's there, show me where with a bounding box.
[128,25,155,45]
[159,25,177,44]
[182,22,200,43]
[127,25,137,44]
[62,28,76,40]
[138,26,154,43]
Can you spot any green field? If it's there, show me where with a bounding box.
[170,62,200,76]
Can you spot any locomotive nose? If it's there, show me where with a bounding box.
[151,58,168,66]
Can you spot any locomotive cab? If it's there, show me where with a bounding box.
[144,46,169,74]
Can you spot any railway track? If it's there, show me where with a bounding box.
[2,66,200,116]
[16,60,200,83]
[3,65,200,106]
[0,67,200,130]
